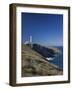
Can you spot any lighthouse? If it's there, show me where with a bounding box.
[29,35,33,48]
[24,35,33,48]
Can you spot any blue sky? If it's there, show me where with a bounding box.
[21,13,63,46]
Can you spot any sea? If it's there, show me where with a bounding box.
[48,46,63,69]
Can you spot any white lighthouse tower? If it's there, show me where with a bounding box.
[29,35,33,48]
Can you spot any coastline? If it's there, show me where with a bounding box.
[21,44,63,77]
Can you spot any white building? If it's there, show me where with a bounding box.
[24,35,33,48]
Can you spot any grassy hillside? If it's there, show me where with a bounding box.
[21,44,63,77]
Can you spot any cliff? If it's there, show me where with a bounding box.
[21,44,63,77]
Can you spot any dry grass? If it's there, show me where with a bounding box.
[21,44,63,77]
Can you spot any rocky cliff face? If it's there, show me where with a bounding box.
[21,44,63,77]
